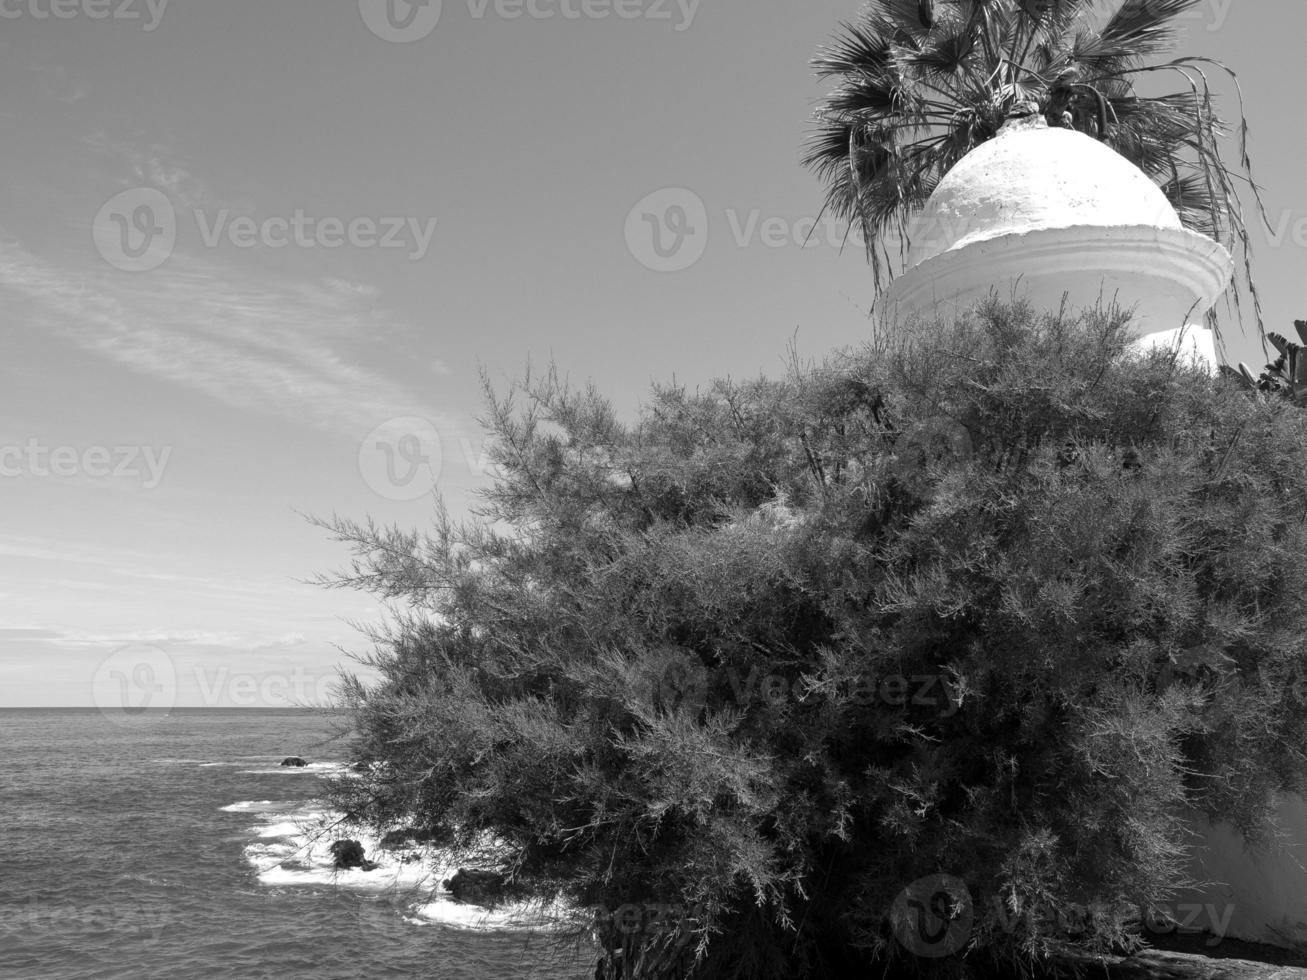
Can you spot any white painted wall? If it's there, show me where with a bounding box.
[1178,801,1307,948]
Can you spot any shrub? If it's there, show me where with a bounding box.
[317,301,1307,979]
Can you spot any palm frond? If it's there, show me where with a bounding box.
[812,21,895,79]
[1094,0,1206,60]
[1160,172,1219,238]
[806,0,1267,346]
[902,31,978,79]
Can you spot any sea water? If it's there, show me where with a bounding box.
[0,708,592,979]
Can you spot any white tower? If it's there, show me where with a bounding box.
[878,114,1233,367]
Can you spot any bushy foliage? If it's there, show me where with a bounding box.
[318,303,1307,979]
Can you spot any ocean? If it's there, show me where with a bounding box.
[0,708,593,980]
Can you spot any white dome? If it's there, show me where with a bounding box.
[905,124,1182,267]
[880,119,1233,351]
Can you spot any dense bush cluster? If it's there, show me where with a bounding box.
[319,303,1307,979]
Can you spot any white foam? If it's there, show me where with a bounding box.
[255,820,309,839]
[411,897,574,932]
[240,803,449,892]
[228,786,569,933]
[220,800,293,813]
[251,840,299,858]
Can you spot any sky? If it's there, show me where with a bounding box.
[1,0,1303,709]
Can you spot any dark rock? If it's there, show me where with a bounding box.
[443,868,507,905]
[280,757,309,767]
[329,839,378,871]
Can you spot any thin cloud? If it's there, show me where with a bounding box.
[0,533,320,600]
[0,627,63,641]
[0,239,455,439]
[62,627,309,650]
[1,138,458,441]
[11,625,314,651]
[83,134,217,212]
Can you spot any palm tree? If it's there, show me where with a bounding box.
[805,0,1267,336]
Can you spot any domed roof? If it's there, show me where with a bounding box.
[904,121,1182,268]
